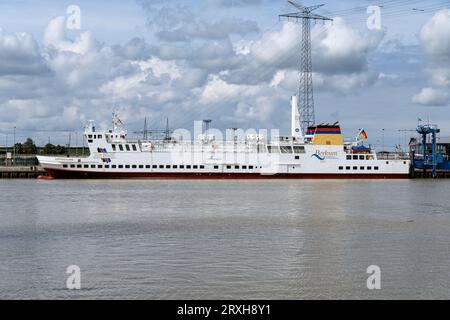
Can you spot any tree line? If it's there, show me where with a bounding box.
[4,138,68,155]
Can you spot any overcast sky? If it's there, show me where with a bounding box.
[0,0,449,148]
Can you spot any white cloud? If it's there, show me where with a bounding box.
[313,18,384,74]
[315,72,379,92]
[420,9,450,62]
[199,75,260,104]
[207,0,261,7]
[0,29,48,76]
[412,87,450,106]
[156,18,259,41]
[413,10,450,107]
[250,19,384,75]
[44,16,98,54]
[0,8,392,142]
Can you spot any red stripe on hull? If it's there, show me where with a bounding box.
[43,168,409,180]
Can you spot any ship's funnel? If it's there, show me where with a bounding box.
[291,95,302,140]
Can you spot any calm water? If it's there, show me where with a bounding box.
[0,179,450,299]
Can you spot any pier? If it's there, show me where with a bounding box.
[0,165,45,179]
[411,169,450,179]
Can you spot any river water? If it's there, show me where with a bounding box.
[0,179,449,299]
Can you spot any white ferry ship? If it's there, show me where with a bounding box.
[37,97,410,179]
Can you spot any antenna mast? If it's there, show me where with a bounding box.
[165,117,170,141]
[279,1,332,135]
[143,117,148,141]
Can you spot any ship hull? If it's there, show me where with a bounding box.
[43,168,409,179]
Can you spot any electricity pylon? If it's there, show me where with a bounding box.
[279,1,332,135]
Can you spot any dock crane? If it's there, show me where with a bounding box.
[416,124,440,178]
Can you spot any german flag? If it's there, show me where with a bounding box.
[360,129,368,140]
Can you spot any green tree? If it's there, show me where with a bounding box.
[55,145,67,154]
[14,143,23,154]
[22,138,37,154]
[43,143,56,154]
[42,143,67,155]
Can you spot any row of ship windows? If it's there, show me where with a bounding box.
[87,134,102,139]
[104,144,306,153]
[87,134,103,143]
[63,164,259,170]
[346,155,376,160]
[268,146,306,154]
[111,144,137,152]
[339,166,379,171]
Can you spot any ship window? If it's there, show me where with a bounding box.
[227,165,231,169]
[119,144,123,151]
[339,166,343,170]
[214,165,219,169]
[63,164,68,168]
[88,135,92,139]
[118,165,123,169]
[93,135,96,139]
[77,164,82,168]
[132,144,137,151]
[145,165,150,169]
[139,165,144,169]
[132,165,137,169]
[166,165,170,169]
[353,155,358,160]
[386,161,389,164]
[346,166,351,170]
[112,144,116,151]
[353,166,358,170]
[125,165,130,169]
[152,165,157,169]
[346,155,352,160]
[97,165,103,169]
[359,155,364,160]
[125,144,130,151]
[366,155,375,160]
[280,146,293,153]
[88,140,93,143]
[180,165,185,169]
[367,166,372,170]
[173,165,178,169]
[293,146,305,153]
[112,165,117,169]
[267,146,280,153]
[70,164,75,168]
[159,165,164,169]
[374,166,379,170]
[187,165,191,169]
[193,165,198,169]
[360,166,365,170]
[90,165,95,168]
[295,155,300,160]
[242,165,247,169]
[98,135,102,139]
[200,165,205,169]
[235,165,239,169]
[84,165,89,168]
[105,165,109,169]
[249,166,254,169]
